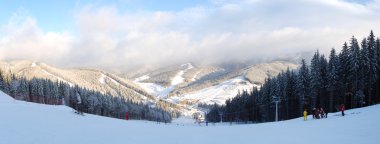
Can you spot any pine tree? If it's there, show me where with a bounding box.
[375,38,380,103]
[366,30,378,104]
[338,42,351,105]
[30,79,38,102]
[360,38,368,90]
[318,55,329,109]
[349,37,361,108]
[0,69,6,92]
[9,74,18,98]
[285,69,297,118]
[297,59,310,115]
[17,78,30,101]
[327,48,339,112]
[310,51,321,108]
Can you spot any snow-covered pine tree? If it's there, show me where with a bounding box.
[9,74,18,98]
[310,51,321,108]
[17,78,29,101]
[360,38,368,91]
[284,69,297,118]
[338,42,351,105]
[366,30,378,105]
[327,48,339,112]
[318,55,329,109]
[375,38,380,102]
[0,69,7,93]
[51,82,60,104]
[297,59,311,115]
[349,37,361,108]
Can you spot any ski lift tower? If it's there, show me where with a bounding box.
[272,96,281,122]
[218,110,223,124]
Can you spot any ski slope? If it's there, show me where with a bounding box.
[168,76,257,105]
[134,75,173,98]
[134,63,194,98]
[0,91,379,144]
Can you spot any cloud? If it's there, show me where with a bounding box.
[0,12,72,65]
[1,0,380,72]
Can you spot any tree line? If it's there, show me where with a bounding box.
[207,31,380,123]
[0,69,172,122]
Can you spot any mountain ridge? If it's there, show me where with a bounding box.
[0,60,298,116]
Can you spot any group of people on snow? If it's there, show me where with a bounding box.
[303,104,346,121]
[312,107,328,119]
[303,107,327,121]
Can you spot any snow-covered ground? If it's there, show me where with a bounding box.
[1,91,378,144]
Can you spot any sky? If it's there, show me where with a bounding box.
[1,0,380,72]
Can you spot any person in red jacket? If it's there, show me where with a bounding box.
[125,112,129,121]
[340,104,345,116]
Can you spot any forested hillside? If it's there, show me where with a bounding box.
[207,31,380,123]
[0,69,173,122]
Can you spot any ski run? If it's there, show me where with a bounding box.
[0,91,378,144]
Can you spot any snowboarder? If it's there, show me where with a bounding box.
[303,109,308,121]
[340,104,345,116]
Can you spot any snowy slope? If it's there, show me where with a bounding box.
[134,75,172,98]
[168,76,257,105]
[1,91,379,144]
[0,60,155,103]
[166,76,257,117]
[134,63,194,98]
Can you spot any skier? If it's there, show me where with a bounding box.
[315,108,320,119]
[303,109,308,121]
[320,108,325,118]
[324,108,328,118]
[75,92,83,115]
[312,108,316,119]
[125,112,129,121]
[340,104,345,116]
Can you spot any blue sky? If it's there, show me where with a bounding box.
[0,0,380,71]
[0,0,75,31]
[0,0,374,31]
[0,0,210,32]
